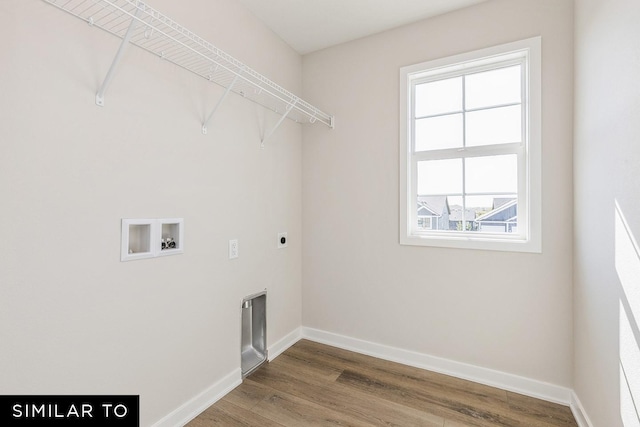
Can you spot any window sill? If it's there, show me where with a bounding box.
[400,233,541,253]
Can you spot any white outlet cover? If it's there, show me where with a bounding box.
[277,232,288,248]
[229,239,239,259]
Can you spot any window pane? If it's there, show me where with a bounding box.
[417,159,462,195]
[447,196,463,207]
[465,155,518,194]
[415,114,463,151]
[415,77,462,117]
[466,105,521,146]
[465,65,521,110]
[448,196,475,231]
[467,195,518,234]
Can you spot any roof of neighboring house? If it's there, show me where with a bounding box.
[448,206,476,221]
[417,195,450,216]
[476,198,517,222]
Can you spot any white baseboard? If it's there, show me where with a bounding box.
[301,327,572,406]
[570,391,594,427]
[151,327,302,427]
[269,327,302,361]
[152,328,585,427]
[151,368,242,427]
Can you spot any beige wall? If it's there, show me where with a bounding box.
[302,0,574,387]
[574,0,640,425]
[14,0,640,424]
[0,0,303,424]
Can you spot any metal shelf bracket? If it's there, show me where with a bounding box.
[202,72,241,135]
[95,8,140,107]
[261,99,297,149]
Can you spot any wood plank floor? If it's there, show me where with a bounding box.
[187,340,577,427]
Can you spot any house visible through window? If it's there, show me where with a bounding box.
[399,38,541,252]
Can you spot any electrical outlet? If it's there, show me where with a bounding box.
[277,232,288,249]
[229,239,238,259]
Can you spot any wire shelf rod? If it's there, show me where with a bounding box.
[44,0,333,128]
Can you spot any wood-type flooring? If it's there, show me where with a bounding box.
[187,340,578,427]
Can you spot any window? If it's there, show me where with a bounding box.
[418,216,432,230]
[399,37,541,252]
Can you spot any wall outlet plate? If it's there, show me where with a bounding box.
[277,232,288,249]
[229,239,239,259]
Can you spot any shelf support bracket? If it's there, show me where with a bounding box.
[202,74,240,135]
[261,99,298,149]
[95,9,141,107]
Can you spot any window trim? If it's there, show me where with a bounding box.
[399,37,542,253]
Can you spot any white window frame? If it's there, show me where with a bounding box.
[399,37,541,253]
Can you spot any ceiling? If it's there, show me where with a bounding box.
[237,0,487,54]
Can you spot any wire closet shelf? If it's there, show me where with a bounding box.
[44,0,334,131]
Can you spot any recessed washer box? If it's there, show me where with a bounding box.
[121,218,184,261]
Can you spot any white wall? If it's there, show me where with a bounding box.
[574,0,640,425]
[302,0,574,389]
[0,0,304,425]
